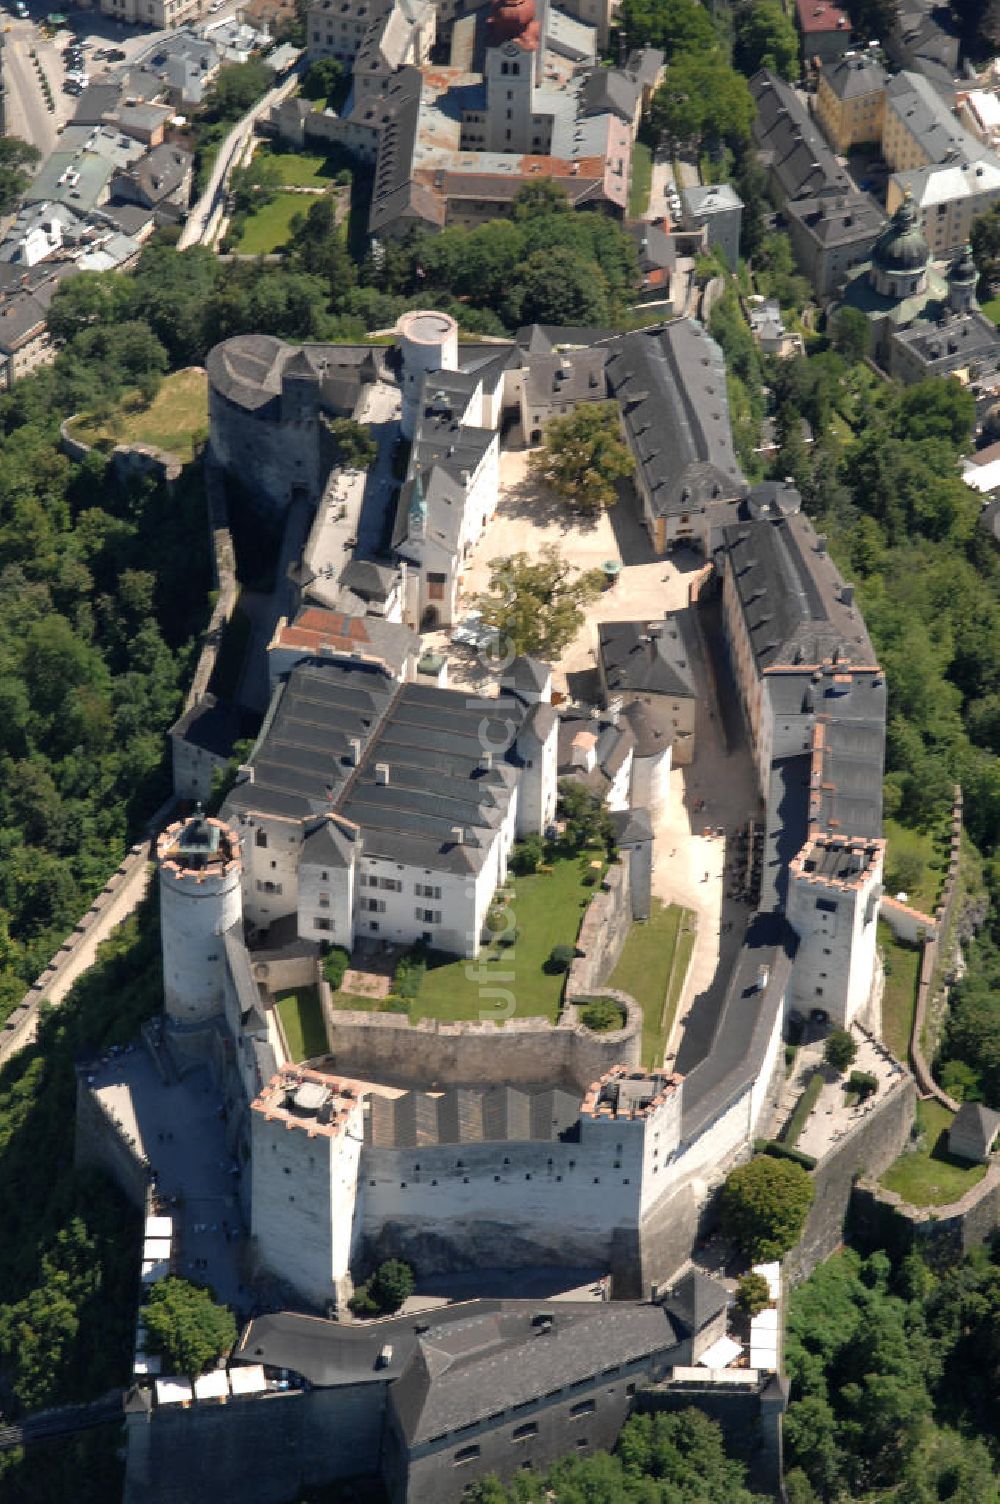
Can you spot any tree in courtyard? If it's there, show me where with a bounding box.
[229,153,283,216]
[528,402,633,515]
[736,1271,772,1318]
[350,1259,414,1315]
[475,545,603,658]
[141,1277,237,1379]
[650,54,755,151]
[617,0,717,59]
[204,60,273,122]
[720,1156,814,1260]
[824,1029,858,1073]
[300,56,344,106]
[324,415,377,471]
[0,137,40,215]
[557,779,615,853]
[829,306,870,364]
[733,0,800,81]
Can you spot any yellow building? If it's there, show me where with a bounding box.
[815,52,887,152]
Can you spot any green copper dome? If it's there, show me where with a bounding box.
[873,192,928,274]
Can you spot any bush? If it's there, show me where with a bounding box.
[379,996,410,1015]
[736,1271,771,1318]
[847,1069,878,1101]
[141,1278,237,1379]
[322,946,350,991]
[824,1030,857,1074]
[580,997,626,1032]
[544,943,576,975]
[761,1140,818,1171]
[511,835,544,875]
[350,1259,415,1316]
[394,951,426,1000]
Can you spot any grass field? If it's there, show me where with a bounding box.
[880,1099,988,1207]
[333,855,601,1025]
[780,1070,825,1147]
[234,192,307,254]
[259,150,339,187]
[982,296,1000,325]
[607,901,694,1068]
[882,816,943,913]
[275,986,328,1063]
[629,141,653,219]
[878,921,922,1065]
[68,369,208,462]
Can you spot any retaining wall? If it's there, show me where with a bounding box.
[851,1160,1000,1264]
[565,857,632,1000]
[0,845,152,1068]
[74,1071,151,1208]
[784,1065,917,1286]
[909,786,963,1111]
[182,460,238,715]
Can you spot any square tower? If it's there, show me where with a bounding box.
[786,834,884,1029]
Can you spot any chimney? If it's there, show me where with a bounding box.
[238,764,255,784]
[840,583,854,606]
[479,750,493,772]
[375,762,390,785]
[756,965,770,992]
[348,736,362,766]
[450,825,464,844]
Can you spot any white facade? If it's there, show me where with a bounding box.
[629,743,672,821]
[251,1074,364,1308]
[786,836,884,1028]
[157,815,242,1025]
[397,310,459,439]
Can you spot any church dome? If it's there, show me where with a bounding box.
[872,192,929,274]
[487,0,539,47]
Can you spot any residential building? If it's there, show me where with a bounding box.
[80,0,206,31]
[814,50,887,151]
[751,68,854,203]
[0,262,76,388]
[597,616,697,767]
[681,183,743,271]
[111,143,193,212]
[784,191,885,297]
[795,0,852,67]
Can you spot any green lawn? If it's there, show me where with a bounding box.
[882,816,943,913]
[259,150,339,187]
[780,1070,825,1147]
[275,986,328,1063]
[607,901,694,1068]
[233,192,308,254]
[67,368,208,462]
[982,296,1000,326]
[878,921,922,1065]
[880,1099,988,1207]
[333,855,602,1025]
[629,141,653,219]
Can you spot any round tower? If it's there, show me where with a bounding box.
[948,243,978,315]
[157,809,242,1025]
[396,309,458,439]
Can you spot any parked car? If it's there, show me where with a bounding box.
[14,3,29,19]
[63,77,82,93]
[105,46,125,59]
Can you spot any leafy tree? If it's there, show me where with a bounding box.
[528,402,633,513]
[229,152,283,215]
[504,246,611,328]
[650,54,755,150]
[845,0,900,42]
[0,136,40,214]
[736,1271,771,1317]
[141,1277,237,1378]
[580,997,626,1032]
[300,56,344,107]
[823,1029,857,1073]
[475,545,603,657]
[617,0,718,59]
[829,306,870,363]
[720,1155,814,1259]
[324,416,377,471]
[557,779,615,852]
[733,0,800,80]
[203,60,273,123]
[510,834,544,874]
[350,1258,415,1314]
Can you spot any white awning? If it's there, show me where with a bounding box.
[751,1307,779,1332]
[155,1377,193,1406]
[229,1364,267,1396]
[752,1261,781,1299]
[145,1215,173,1239]
[697,1334,742,1369]
[194,1370,229,1401]
[750,1344,778,1371]
[143,1237,172,1262]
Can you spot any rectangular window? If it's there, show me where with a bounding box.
[569,1399,595,1418]
[454,1445,481,1465]
[255,829,268,848]
[816,897,837,913]
[319,892,330,908]
[314,917,332,931]
[512,1422,538,1442]
[380,878,402,892]
[428,572,446,602]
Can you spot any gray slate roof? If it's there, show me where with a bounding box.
[660,1268,731,1333]
[599,616,696,700]
[752,69,853,203]
[606,322,747,518]
[365,1084,582,1147]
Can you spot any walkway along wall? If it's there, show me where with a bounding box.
[0,845,152,1069]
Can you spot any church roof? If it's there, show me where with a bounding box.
[873,192,928,274]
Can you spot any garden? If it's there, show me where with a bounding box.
[275,985,328,1063]
[65,368,209,463]
[880,1099,988,1208]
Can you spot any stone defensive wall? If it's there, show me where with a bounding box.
[851,1159,1000,1265]
[183,459,238,715]
[784,1053,917,1286]
[0,844,152,1069]
[323,999,643,1092]
[564,856,632,1001]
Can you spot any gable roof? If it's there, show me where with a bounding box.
[599,616,696,700]
[660,1268,731,1333]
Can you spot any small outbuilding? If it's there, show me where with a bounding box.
[948,1101,1000,1165]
